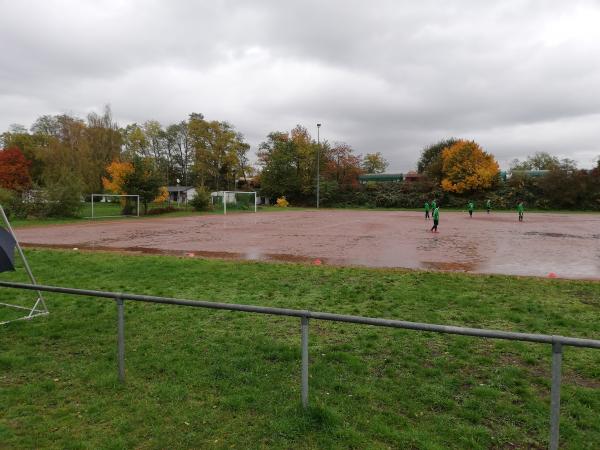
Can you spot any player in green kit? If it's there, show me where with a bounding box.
[431,199,436,211]
[517,201,524,222]
[467,201,474,218]
[424,201,430,220]
[486,199,491,214]
[430,206,440,233]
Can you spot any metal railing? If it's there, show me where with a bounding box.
[1,280,599,449]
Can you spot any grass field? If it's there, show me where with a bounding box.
[1,249,600,448]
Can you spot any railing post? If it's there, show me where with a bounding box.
[116,296,125,383]
[549,341,562,450]
[301,316,309,408]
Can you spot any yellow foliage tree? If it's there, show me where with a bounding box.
[102,160,133,194]
[154,186,169,203]
[441,141,499,193]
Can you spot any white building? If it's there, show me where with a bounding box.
[167,186,197,204]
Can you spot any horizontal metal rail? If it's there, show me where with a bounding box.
[1,280,599,349]
[2,279,599,450]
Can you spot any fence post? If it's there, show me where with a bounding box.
[116,296,125,383]
[301,316,309,408]
[549,341,562,450]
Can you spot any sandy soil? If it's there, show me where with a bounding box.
[14,210,600,279]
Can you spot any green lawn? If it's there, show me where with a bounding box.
[1,249,600,449]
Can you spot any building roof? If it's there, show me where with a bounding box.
[167,186,195,192]
[509,170,551,177]
[358,173,404,182]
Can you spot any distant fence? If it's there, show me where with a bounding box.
[1,280,599,449]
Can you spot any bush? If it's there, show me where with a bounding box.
[147,206,178,215]
[44,178,84,217]
[189,187,212,211]
[0,188,17,218]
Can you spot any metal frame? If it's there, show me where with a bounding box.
[88,194,140,219]
[1,281,598,449]
[0,206,48,325]
[211,191,257,215]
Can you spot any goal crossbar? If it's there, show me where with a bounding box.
[0,205,48,325]
[87,194,140,219]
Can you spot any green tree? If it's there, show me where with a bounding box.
[417,138,459,181]
[362,152,388,174]
[189,114,249,191]
[510,152,560,171]
[123,157,163,214]
[258,132,301,199]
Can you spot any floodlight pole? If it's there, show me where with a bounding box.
[316,123,321,209]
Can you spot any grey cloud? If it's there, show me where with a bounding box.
[1,0,599,171]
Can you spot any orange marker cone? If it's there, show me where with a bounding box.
[313,259,322,265]
[548,272,557,278]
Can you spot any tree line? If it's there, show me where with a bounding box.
[0,106,251,194]
[1,105,599,216]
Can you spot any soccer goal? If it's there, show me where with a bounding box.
[0,205,49,325]
[86,194,140,219]
[211,191,257,215]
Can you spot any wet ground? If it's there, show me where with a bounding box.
[15,210,600,279]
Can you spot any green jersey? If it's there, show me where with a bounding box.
[467,202,474,212]
[424,202,430,211]
[432,207,439,220]
[431,200,437,210]
[517,203,524,213]
[486,200,491,208]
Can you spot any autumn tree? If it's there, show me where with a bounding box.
[362,152,388,174]
[40,115,92,193]
[189,114,249,190]
[2,126,47,184]
[102,161,134,194]
[440,140,499,193]
[417,138,459,181]
[0,147,32,191]
[86,105,123,192]
[258,125,323,202]
[323,142,364,189]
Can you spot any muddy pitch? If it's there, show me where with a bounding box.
[15,210,600,279]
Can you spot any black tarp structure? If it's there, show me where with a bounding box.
[0,226,17,273]
[0,205,48,324]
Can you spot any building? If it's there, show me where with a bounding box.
[167,186,197,204]
[508,170,550,179]
[358,173,404,184]
[403,171,423,182]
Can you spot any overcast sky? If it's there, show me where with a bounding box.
[1,0,599,171]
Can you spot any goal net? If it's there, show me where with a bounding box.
[85,194,140,219]
[211,191,257,214]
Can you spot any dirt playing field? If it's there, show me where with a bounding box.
[15,210,600,279]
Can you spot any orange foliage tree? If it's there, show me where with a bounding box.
[440,141,499,193]
[323,143,364,189]
[0,147,32,192]
[102,160,133,194]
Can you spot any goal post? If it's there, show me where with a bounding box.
[211,191,257,215]
[87,194,140,219]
